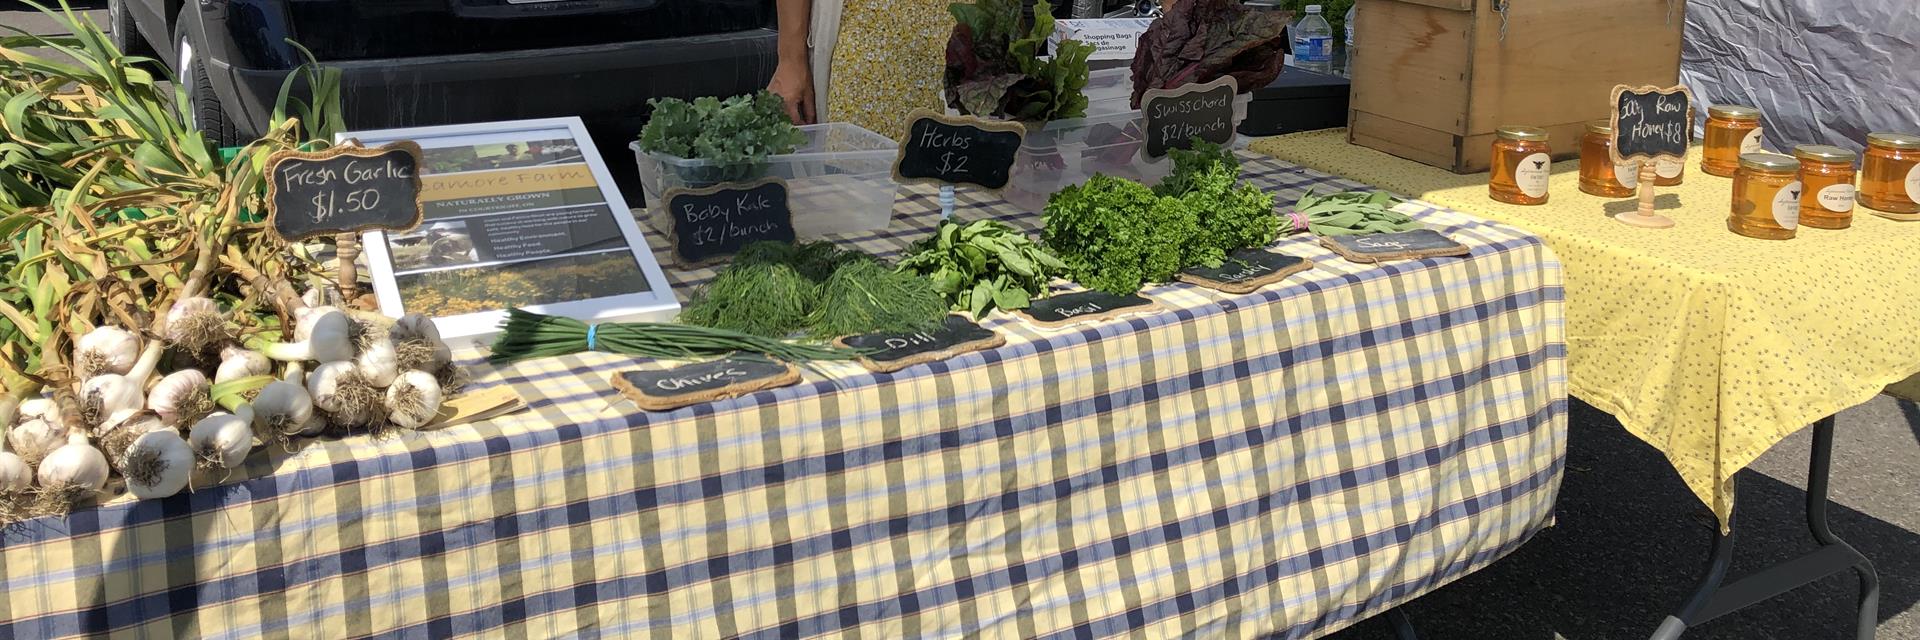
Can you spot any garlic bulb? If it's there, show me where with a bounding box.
[307,361,380,427]
[164,296,227,355]
[75,325,141,380]
[16,397,60,425]
[148,369,213,426]
[215,346,272,385]
[8,418,67,465]
[37,432,109,492]
[80,374,146,427]
[258,308,353,363]
[385,370,444,429]
[97,409,170,461]
[121,430,193,499]
[357,335,399,388]
[390,314,452,372]
[0,450,30,492]
[296,413,328,437]
[251,380,315,439]
[187,412,254,471]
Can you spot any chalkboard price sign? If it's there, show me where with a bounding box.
[266,142,425,242]
[1177,248,1311,293]
[1019,290,1161,328]
[612,358,801,411]
[1609,85,1694,164]
[1142,76,1239,159]
[835,315,1006,373]
[662,177,796,265]
[894,110,1026,191]
[1320,229,1471,264]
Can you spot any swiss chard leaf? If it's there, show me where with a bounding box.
[1130,0,1290,109]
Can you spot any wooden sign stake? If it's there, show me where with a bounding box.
[1618,162,1675,228]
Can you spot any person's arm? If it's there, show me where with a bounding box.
[768,0,817,124]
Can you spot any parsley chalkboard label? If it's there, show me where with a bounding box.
[1320,229,1471,264]
[1178,249,1311,293]
[1609,85,1694,164]
[612,358,800,411]
[894,110,1026,191]
[1142,76,1239,159]
[265,141,425,242]
[662,177,796,265]
[1019,290,1162,328]
[835,315,1006,373]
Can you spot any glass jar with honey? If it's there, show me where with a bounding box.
[1729,153,1800,240]
[1793,145,1857,229]
[1491,126,1552,205]
[1579,122,1633,198]
[1702,105,1764,177]
[1858,132,1920,214]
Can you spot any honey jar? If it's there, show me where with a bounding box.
[1579,122,1633,198]
[1729,153,1800,240]
[1858,132,1920,214]
[1491,126,1552,205]
[1793,145,1857,229]
[1702,105,1764,177]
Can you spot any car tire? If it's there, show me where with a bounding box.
[174,17,245,147]
[107,0,151,57]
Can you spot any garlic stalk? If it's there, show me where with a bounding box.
[215,346,272,385]
[74,326,141,380]
[37,432,109,492]
[164,297,228,356]
[187,412,254,472]
[121,430,194,500]
[385,370,444,429]
[77,337,165,428]
[252,307,354,363]
[390,314,452,372]
[307,361,382,428]
[251,380,315,440]
[148,369,213,426]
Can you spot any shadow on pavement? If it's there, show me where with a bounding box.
[1322,400,1919,640]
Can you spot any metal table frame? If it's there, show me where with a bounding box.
[1650,416,1882,640]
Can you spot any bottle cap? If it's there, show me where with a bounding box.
[1306,5,1323,13]
[1792,145,1856,163]
[1866,132,1920,151]
[1496,126,1549,142]
[1585,121,1613,135]
[1738,152,1798,173]
[1708,105,1761,120]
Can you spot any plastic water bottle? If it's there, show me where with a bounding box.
[1292,5,1335,75]
[1344,3,1357,75]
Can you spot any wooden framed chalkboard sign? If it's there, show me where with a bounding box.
[893,110,1026,191]
[661,177,797,265]
[265,141,426,242]
[1141,76,1239,160]
[1608,84,1694,229]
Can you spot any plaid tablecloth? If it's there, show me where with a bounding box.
[0,157,1567,639]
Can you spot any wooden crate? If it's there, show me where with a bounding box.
[1347,0,1684,173]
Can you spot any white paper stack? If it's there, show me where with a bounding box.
[1049,18,1155,62]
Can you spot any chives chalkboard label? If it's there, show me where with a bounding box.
[612,358,800,411]
[1609,85,1694,164]
[265,141,425,241]
[1177,249,1311,293]
[894,110,1026,191]
[1319,229,1470,263]
[1142,76,1239,159]
[1019,290,1162,328]
[662,177,796,265]
[834,315,1006,373]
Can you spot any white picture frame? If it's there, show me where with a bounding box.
[346,117,679,346]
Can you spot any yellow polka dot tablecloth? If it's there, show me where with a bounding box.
[1252,129,1920,530]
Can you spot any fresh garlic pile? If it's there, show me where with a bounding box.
[0,294,459,512]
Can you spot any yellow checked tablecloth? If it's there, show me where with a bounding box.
[0,157,1567,639]
[1253,130,1920,529]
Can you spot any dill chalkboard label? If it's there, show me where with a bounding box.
[1019,290,1162,328]
[1320,229,1470,264]
[894,110,1026,191]
[835,315,1006,373]
[1608,84,1694,229]
[612,358,800,411]
[1178,249,1311,293]
[662,177,796,265]
[1142,76,1238,159]
[265,141,425,242]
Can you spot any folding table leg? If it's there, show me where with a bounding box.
[1385,606,1419,640]
[1647,416,1880,640]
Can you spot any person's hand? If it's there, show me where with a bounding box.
[767,58,816,125]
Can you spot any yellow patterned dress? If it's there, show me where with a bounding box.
[826,0,955,141]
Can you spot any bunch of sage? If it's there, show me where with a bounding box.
[1289,189,1424,236]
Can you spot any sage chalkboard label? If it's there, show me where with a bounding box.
[662,177,796,265]
[1177,249,1311,293]
[612,358,800,411]
[1019,290,1162,328]
[1142,76,1239,159]
[1609,85,1694,163]
[1319,229,1471,264]
[835,315,1006,373]
[894,110,1026,191]
[265,141,425,242]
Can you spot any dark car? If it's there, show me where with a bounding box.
[110,0,777,187]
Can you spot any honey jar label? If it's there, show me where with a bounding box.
[1773,180,1802,229]
[1517,153,1552,198]
[1741,129,1765,154]
[1906,164,1920,202]
[1656,157,1685,179]
[1617,162,1640,189]
[1817,184,1856,213]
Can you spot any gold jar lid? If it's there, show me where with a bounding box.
[1497,126,1549,142]
[1739,152,1799,173]
[1585,121,1613,135]
[1793,145,1856,163]
[1866,132,1920,150]
[1708,104,1761,120]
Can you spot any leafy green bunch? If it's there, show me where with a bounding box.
[637,91,807,166]
[1157,141,1279,262]
[679,242,946,340]
[1292,189,1421,235]
[897,218,1068,318]
[1042,175,1200,295]
[944,0,1093,122]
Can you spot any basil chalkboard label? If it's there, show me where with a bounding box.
[1019,290,1162,328]
[662,177,796,265]
[612,357,800,411]
[265,141,425,242]
[834,315,1007,373]
[1609,85,1694,164]
[1178,249,1311,293]
[893,110,1026,191]
[1142,76,1239,159]
[1320,229,1471,264]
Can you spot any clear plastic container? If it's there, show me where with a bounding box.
[630,122,899,238]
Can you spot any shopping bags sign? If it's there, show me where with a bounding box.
[662,178,796,265]
[1610,85,1694,164]
[894,110,1026,191]
[1142,76,1238,159]
[266,141,425,241]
